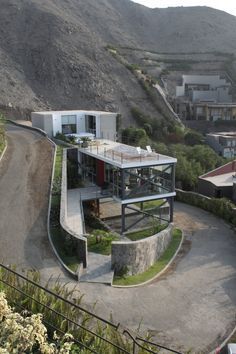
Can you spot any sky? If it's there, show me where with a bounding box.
[131,0,236,17]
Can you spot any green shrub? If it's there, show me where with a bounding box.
[87,230,119,255]
[176,190,236,226]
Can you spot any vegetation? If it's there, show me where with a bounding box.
[121,126,149,147]
[0,267,159,353]
[50,145,80,273]
[0,291,74,353]
[113,228,182,286]
[0,113,6,155]
[122,109,224,191]
[87,230,119,255]
[54,132,77,145]
[176,190,236,226]
[154,142,224,190]
[126,223,168,241]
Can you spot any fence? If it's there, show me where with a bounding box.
[0,263,182,354]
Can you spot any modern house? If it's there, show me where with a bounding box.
[176,75,232,103]
[198,160,236,201]
[174,75,234,121]
[77,140,177,233]
[206,132,236,158]
[31,110,117,140]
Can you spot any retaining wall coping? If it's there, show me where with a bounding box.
[112,224,173,246]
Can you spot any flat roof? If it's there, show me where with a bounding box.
[194,103,236,108]
[32,110,117,116]
[200,172,236,187]
[207,132,236,138]
[79,139,176,168]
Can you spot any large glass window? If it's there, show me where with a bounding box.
[85,115,96,135]
[61,115,76,134]
[123,164,174,200]
[104,164,122,199]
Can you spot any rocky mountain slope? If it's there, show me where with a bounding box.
[1,0,236,122]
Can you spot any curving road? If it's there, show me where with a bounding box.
[0,124,56,269]
[0,125,236,353]
[78,206,236,353]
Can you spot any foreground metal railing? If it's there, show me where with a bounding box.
[0,263,182,354]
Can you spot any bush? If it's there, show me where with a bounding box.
[176,189,236,226]
[0,291,74,353]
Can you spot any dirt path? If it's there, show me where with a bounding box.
[0,124,56,269]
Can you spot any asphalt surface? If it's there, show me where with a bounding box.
[0,125,236,353]
[78,205,236,353]
[0,124,55,269]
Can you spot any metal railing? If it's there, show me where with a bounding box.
[0,263,183,354]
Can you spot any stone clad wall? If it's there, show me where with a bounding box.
[111,224,173,275]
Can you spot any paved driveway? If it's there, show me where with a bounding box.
[0,126,236,352]
[79,203,236,353]
[0,124,55,269]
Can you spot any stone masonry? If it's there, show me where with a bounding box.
[111,224,173,275]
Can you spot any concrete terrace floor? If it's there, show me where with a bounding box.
[0,125,236,353]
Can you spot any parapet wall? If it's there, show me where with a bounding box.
[111,224,173,276]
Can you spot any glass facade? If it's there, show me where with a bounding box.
[85,115,96,135]
[79,152,174,201]
[61,115,77,134]
[122,164,174,200]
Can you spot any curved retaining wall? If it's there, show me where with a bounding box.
[60,149,87,271]
[111,224,173,275]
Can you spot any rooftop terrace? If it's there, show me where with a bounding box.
[79,140,176,168]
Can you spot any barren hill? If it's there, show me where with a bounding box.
[1,0,236,123]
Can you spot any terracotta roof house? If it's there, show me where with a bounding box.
[198,160,236,201]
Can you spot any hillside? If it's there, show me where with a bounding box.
[1,0,236,123]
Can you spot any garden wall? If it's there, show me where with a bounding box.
[111,224,173,275]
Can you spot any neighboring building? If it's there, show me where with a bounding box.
[198,160,236,201]
[176,75,232,103]
[77,141,177,233]
[31,110,117,140]
[174,75,234,121]
[206,132,236,158]
[193,103,236,121]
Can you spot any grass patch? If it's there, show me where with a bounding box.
[136,199,165,210]
[113,228,182,286]
[126,223,168,241]
[87,230,119,255]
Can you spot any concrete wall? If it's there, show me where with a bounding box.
[111,224,173,275]
[100,113,117,140]
[32,111,117,139]
[60,149,87,269]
